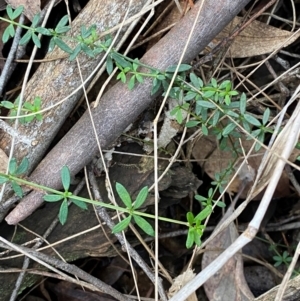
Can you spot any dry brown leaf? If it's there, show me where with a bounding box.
[6,0,41,21]
[207,16,300,58]
[0,147,8,173]
[202,205,254,301]
[192,135,291,199]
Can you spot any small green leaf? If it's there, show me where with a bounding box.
[156,74,166,81]
[43,194,64,202]
[128,75,135,90]
[197,100,216,109]
[195,205,212,221]
[106,55,113,75]
[185,120,200,128]
[48,38,55,52]
[194,231,201,246]
[151,78,161,95]
[184,91,197,101]
[186,212,194,225]
[3,26,12,43]
[186,228,195,249]
[8,23,15,38]
[55,38,73,54]
[8,158,17,174]
[111,52,131,68]
[244,114,261,127]
[211,78,217,88]
[222,122,236,136]
[12,5,24,19]
[55,26,71,34]
[215,200,226,208]
[15,157,29,175]
[175,108,183,124]
[135,73,143,83]
[202,124,208,135]
[19,30,32,45]
[32,13,40,28]
[263,108,270,125]
[1,101,15,109]
[61,165,71,191]
[133,215,154,236]
[0,176,8,184]
[203,90,215,98]
[56,15,69,29]
[224,94,231,105]
[81,43,95,57]
[69,44,81,61]
[117,72,126,83]
[59,200,68,225]
[35,27,51,36]
[190,73,203,88]
[116,182,132,208]
[71,198,88,210]
[12,181,23,197]
[212,110,220,126]
[166,64,191,73]
[32,33,41,48]
[133,186,148,209]
[112,215,132,233]
[6,5,14,20]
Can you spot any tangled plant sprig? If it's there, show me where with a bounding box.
[0,162,215,248]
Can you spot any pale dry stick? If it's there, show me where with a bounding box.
[0,238,129,301]
[274,241,300,301]
[88,169,168,301]
[168,92,300,301]
[94,0,154,107]
[0,0,56,200]
[152,1,206,299]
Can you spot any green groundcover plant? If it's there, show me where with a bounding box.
[0,5,275,248]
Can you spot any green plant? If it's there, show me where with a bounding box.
[273,250,293,267]
[0,96,43,124]
[0,163,212,247]
[0,5,280,248]
[43,166,87,224]
[0,157,28,197]
[112,183,154,236]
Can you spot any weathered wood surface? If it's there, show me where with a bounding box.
[5,0,251,225]
[0,0,149,173]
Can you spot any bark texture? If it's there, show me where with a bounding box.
[5,0,251,224]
